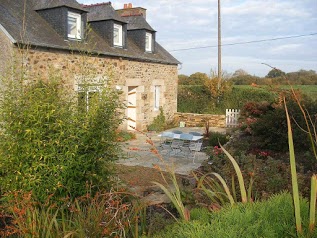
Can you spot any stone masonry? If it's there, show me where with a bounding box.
[0,46,178,131]
[174,112,226,128]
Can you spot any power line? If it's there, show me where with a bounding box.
[169,32,317,52]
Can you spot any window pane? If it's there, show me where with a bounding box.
[68,12,81,39]
[113,24,122,46]
[145,35,149,49]
[154,85,160,109]
[68,17,77,36]
[146,33,152,51]
[114,28,119,44]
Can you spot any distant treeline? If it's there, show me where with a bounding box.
[179,69,317,85]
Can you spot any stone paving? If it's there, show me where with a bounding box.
[117,127,227,175]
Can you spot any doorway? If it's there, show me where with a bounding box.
[127,86,137,130]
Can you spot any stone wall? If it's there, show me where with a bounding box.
[0,27,14,75]
[174,112,226,128]
[9,47,178,131]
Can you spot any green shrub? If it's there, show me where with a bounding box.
[202,151,308,200]
[116,130,136,142]
[151,193,316,238]
[207,132,229,147]
[147,107,166,132]
[240,97,317,153]
[177,85,276,114]
[0,76,124,203]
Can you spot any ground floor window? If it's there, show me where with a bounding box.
[77,85,101,112]
[154,85,160,110]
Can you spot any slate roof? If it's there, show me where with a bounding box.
[0,0,180,65]
[33,0,87,12]
[83,2,126,23]
[122,15,155,32]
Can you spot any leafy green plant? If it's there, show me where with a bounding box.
[116,130,136,142]
[147,107,167,132]
[150,192,317,238]
[195,145,252,208]
[152,166,190,222]
[284,90,317,235]
[0,74,124,203]
[207,132,229,146]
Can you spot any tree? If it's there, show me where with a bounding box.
[266,68,286,78]
[204,71,232,103]
[232,69,249,77]
[188,72,209,85]
[178,74,190,85]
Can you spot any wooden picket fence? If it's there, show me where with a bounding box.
[226,109,240,127]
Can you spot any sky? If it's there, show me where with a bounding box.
[78,0,317,77]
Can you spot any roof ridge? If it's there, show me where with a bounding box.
[121,13,143,17]
[82,2,111,8]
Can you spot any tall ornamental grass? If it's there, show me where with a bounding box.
[0,71,124,203]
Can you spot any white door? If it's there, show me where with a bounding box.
[127,86,137,130]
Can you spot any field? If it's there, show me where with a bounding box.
[234,85,317,99]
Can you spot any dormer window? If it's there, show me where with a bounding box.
[113,23,123,47]
[145,32,152,52]
[68,12,82,40]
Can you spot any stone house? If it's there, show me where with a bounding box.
[0,0,180,131]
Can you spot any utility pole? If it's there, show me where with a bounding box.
[217,0,222,89]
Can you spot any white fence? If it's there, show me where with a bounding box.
[226,109,240,127]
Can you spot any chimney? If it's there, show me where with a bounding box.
[116,3,147,19]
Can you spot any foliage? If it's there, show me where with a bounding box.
[152,167,190,222]
[177,85,275,114]
[203,72,232,104]
[240,97,317,153]
[266,68,286,78]
[151,193,317,238]
[178,72,208,85]
[0,75,124,203]
[284,88,317,234]
[207,132,229,147]
[177,85,212,114]
[116,130,136,142]
[229,69,317,85]
[1,190,139,238]
[201,149,308,200]
[147,107,167,132]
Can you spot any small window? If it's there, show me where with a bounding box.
[154,85,160,110]
[78,86,100,112]
[68,12,81,39]
[145,32,152,52]
[113,24,123,47]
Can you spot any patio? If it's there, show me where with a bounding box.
[117,127,227,175]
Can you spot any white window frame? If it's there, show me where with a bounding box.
[154,85,160,110]
[113,23,123,47]
[78,85,101,112]
[145,32,152,52]
[68,12,82,40]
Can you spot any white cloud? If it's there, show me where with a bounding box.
[269,44,302,54]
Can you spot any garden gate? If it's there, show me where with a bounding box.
[226,109,240,127]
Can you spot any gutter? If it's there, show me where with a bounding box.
[16,41,180,65]
[0,24,16,44]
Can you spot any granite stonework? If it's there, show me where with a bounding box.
[0,28,14,74]
[1,47,178,131]
[174,112,226,128]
